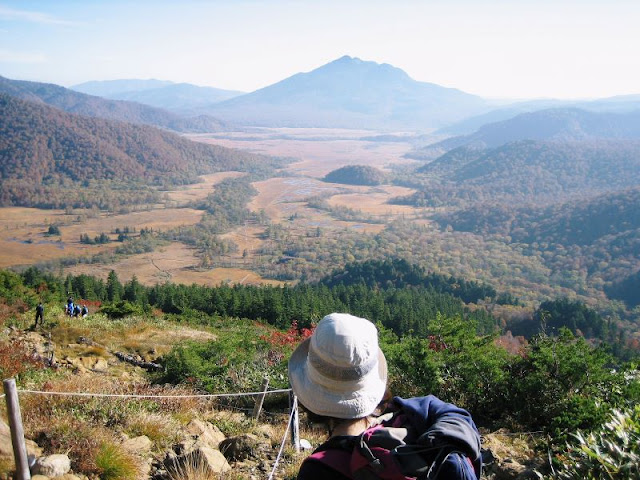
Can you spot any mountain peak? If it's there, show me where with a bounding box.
[321,55,405,75]
[329,55,366,65]
[207,56,487,129]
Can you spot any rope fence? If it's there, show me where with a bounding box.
[268,395,298,480]
[3,378,301,480]
[16,387,292,399]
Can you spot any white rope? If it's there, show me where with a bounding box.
[268,395,298,480]
[17,388,291,399]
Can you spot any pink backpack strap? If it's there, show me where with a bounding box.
[307,448,353,479]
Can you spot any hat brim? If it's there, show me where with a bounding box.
[288,337,387,419]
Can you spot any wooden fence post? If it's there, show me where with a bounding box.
[3,378,31,480]
[290,393,300,452]
[252,377,269,420]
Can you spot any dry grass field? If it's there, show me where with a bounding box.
[164,171,245,205]
[201,129,421,227]
[327,185,420,217]
[220,224,266,256]
[63,242,283,286]
[3,129,423,285]
[248,177,342,220]
[0,169,248,269]
[194,128,416,178]
[0,206,206,269]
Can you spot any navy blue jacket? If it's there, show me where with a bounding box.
[298,395,481,479]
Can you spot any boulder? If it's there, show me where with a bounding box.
[122,435,152,454]
[493,458,528,480]
[166,446,230,476]
[92,358,109,372]
[0,418,43,461]
[32,453,71,477]
[219,434,260,461]
[185,419,226,449]
[515,468,543,480]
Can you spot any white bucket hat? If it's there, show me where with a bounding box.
[288,313,387,419]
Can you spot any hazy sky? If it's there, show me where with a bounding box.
[1,0,638,99]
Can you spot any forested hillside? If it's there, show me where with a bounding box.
[396,139,640,207]
[0,75,226,133]
[323,165,387,186]
[320,258,498,304]
[427,184,640,301]
[0,94,281,208]
[436,186,640,246]
[606,270,640,308]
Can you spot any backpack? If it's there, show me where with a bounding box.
[306,396,482,480]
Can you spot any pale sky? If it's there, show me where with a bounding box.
[1,0,638,100]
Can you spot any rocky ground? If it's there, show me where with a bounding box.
[1,325,545,479]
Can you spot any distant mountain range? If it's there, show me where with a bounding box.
[71,79,174,96]
[7,55,640,132]
[438,95,640,136]
[202,56,489,130]
[0,76,227,133]
[71,79,244,115]
[408,108,640,159]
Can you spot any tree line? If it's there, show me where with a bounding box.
[12,261,626,351]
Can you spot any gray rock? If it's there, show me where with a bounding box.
[32,453,71,477]
[92,358,109,372]
[166,446,230,476]
[219,434,260,461]
[185,419,226,449]
[0,418,42,459]
[122,435,152,454]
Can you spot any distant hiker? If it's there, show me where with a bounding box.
[81,305,88,317]
[33,302,44,328]
[67,296,74,316]
[74,304,82,317]
[288,313,481,480]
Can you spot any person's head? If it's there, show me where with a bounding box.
[288,313,387,420]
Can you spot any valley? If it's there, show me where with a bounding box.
[3,123,638,319]
[0,129,424,287]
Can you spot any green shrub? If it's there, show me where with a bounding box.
[507,329,627,437]
[541,406,640,479]
[99,300,144,319]
[381,315,510,424]
[162,324,290,394]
